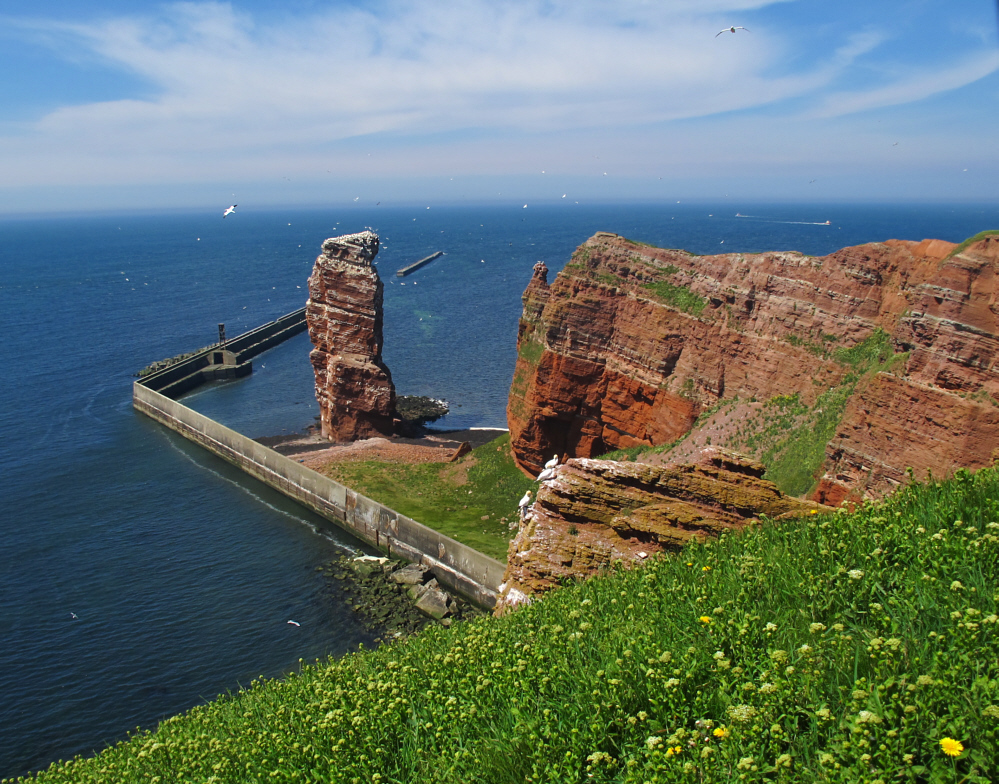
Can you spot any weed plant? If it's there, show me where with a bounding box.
[17,468,999,783]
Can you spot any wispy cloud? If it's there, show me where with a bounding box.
[0,0,996,203]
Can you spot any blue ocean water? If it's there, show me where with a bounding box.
[1,202,996,779]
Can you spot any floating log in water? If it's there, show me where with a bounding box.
[396,251,443,277]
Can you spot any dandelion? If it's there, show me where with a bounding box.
[699,615,712,624]
[712,727,729,739]
[940,737,964,757]
[809,509,818,515]
[702,566,711,572]
[848,569,864,580]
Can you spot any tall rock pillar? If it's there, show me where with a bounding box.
[306,231,396,441]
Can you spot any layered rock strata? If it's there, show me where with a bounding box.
[507,231,999,500]
[307,231,396,441]
[497,448,824,611]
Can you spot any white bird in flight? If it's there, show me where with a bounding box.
[223,204,237,218]
[716,26,749,36]
[287,620,301,626]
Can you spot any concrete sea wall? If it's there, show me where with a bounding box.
[133,316,504,608]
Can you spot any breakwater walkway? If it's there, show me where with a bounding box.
[396,251,443,277]
[132,309,504,609]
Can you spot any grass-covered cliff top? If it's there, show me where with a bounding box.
[15,468,999,784]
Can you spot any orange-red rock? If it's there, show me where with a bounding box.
[496,447,824,612]
[306,231,396,441]
[507,231,999,501]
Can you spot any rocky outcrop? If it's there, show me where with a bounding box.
[497,448,824,611]
[307,231,396,441]
[507,230,999,501]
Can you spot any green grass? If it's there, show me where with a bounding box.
[20,469,999,783]
[833,328,896,371]
[946,229,999,259]
[761,385,854,497]
[642,281,707,317]
[317,435,533,562]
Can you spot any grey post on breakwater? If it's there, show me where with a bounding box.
[132,309,504,609]
[396,251,443,277]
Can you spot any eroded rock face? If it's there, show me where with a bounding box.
[497,448,824,612]
[507,231,999,500]
[307,231,396,441]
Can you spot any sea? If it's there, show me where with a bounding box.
[1,201,996,779]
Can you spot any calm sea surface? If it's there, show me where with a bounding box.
[1,202,996,778]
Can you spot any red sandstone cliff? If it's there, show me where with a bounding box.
[497,448,824,612]
[507,231,999,501]
[307,231,396,441]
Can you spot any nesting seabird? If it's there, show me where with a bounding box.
[536,467,556,482]
[518,490,532,519]
[544,454,559,469]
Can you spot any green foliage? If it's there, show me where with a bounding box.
[762,385,853,497]
[22,470,999,783]
[517,338,544,366]
[834,328,896,372]
[642,281,707,316]
[946,229,999,260]
[317,435,532,562]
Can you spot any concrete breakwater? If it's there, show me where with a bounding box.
[133,312,504,609]
[396,251,443,277]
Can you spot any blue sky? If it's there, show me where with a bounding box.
[1,0,997,213]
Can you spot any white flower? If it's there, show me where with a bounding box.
[645,736,664,750]
[848,569,864,580]
[764,622,777,632]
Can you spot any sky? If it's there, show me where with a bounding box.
[0,0,998,214]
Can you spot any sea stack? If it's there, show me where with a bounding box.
[306,231,396,441]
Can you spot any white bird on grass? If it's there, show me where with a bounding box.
[223,204,237,218]
[716,26,749,36]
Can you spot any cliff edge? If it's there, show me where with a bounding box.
[508,230,999,502]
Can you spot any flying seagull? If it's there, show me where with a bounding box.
[223,204,237,218]
[716,26,749,36]
[287,620,301,626]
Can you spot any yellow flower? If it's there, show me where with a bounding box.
[699,616,712,624]
[809,510,818,515]
[940,737,964,757]
[713,727,730,739]
[702,566,711,572]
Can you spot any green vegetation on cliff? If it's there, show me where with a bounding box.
[18,468,999,783]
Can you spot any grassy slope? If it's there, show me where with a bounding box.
[19,468,999,784]
[317,434,533,562]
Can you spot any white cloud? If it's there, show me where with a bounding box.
[0,0,996,200]
[810,50,999,118]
